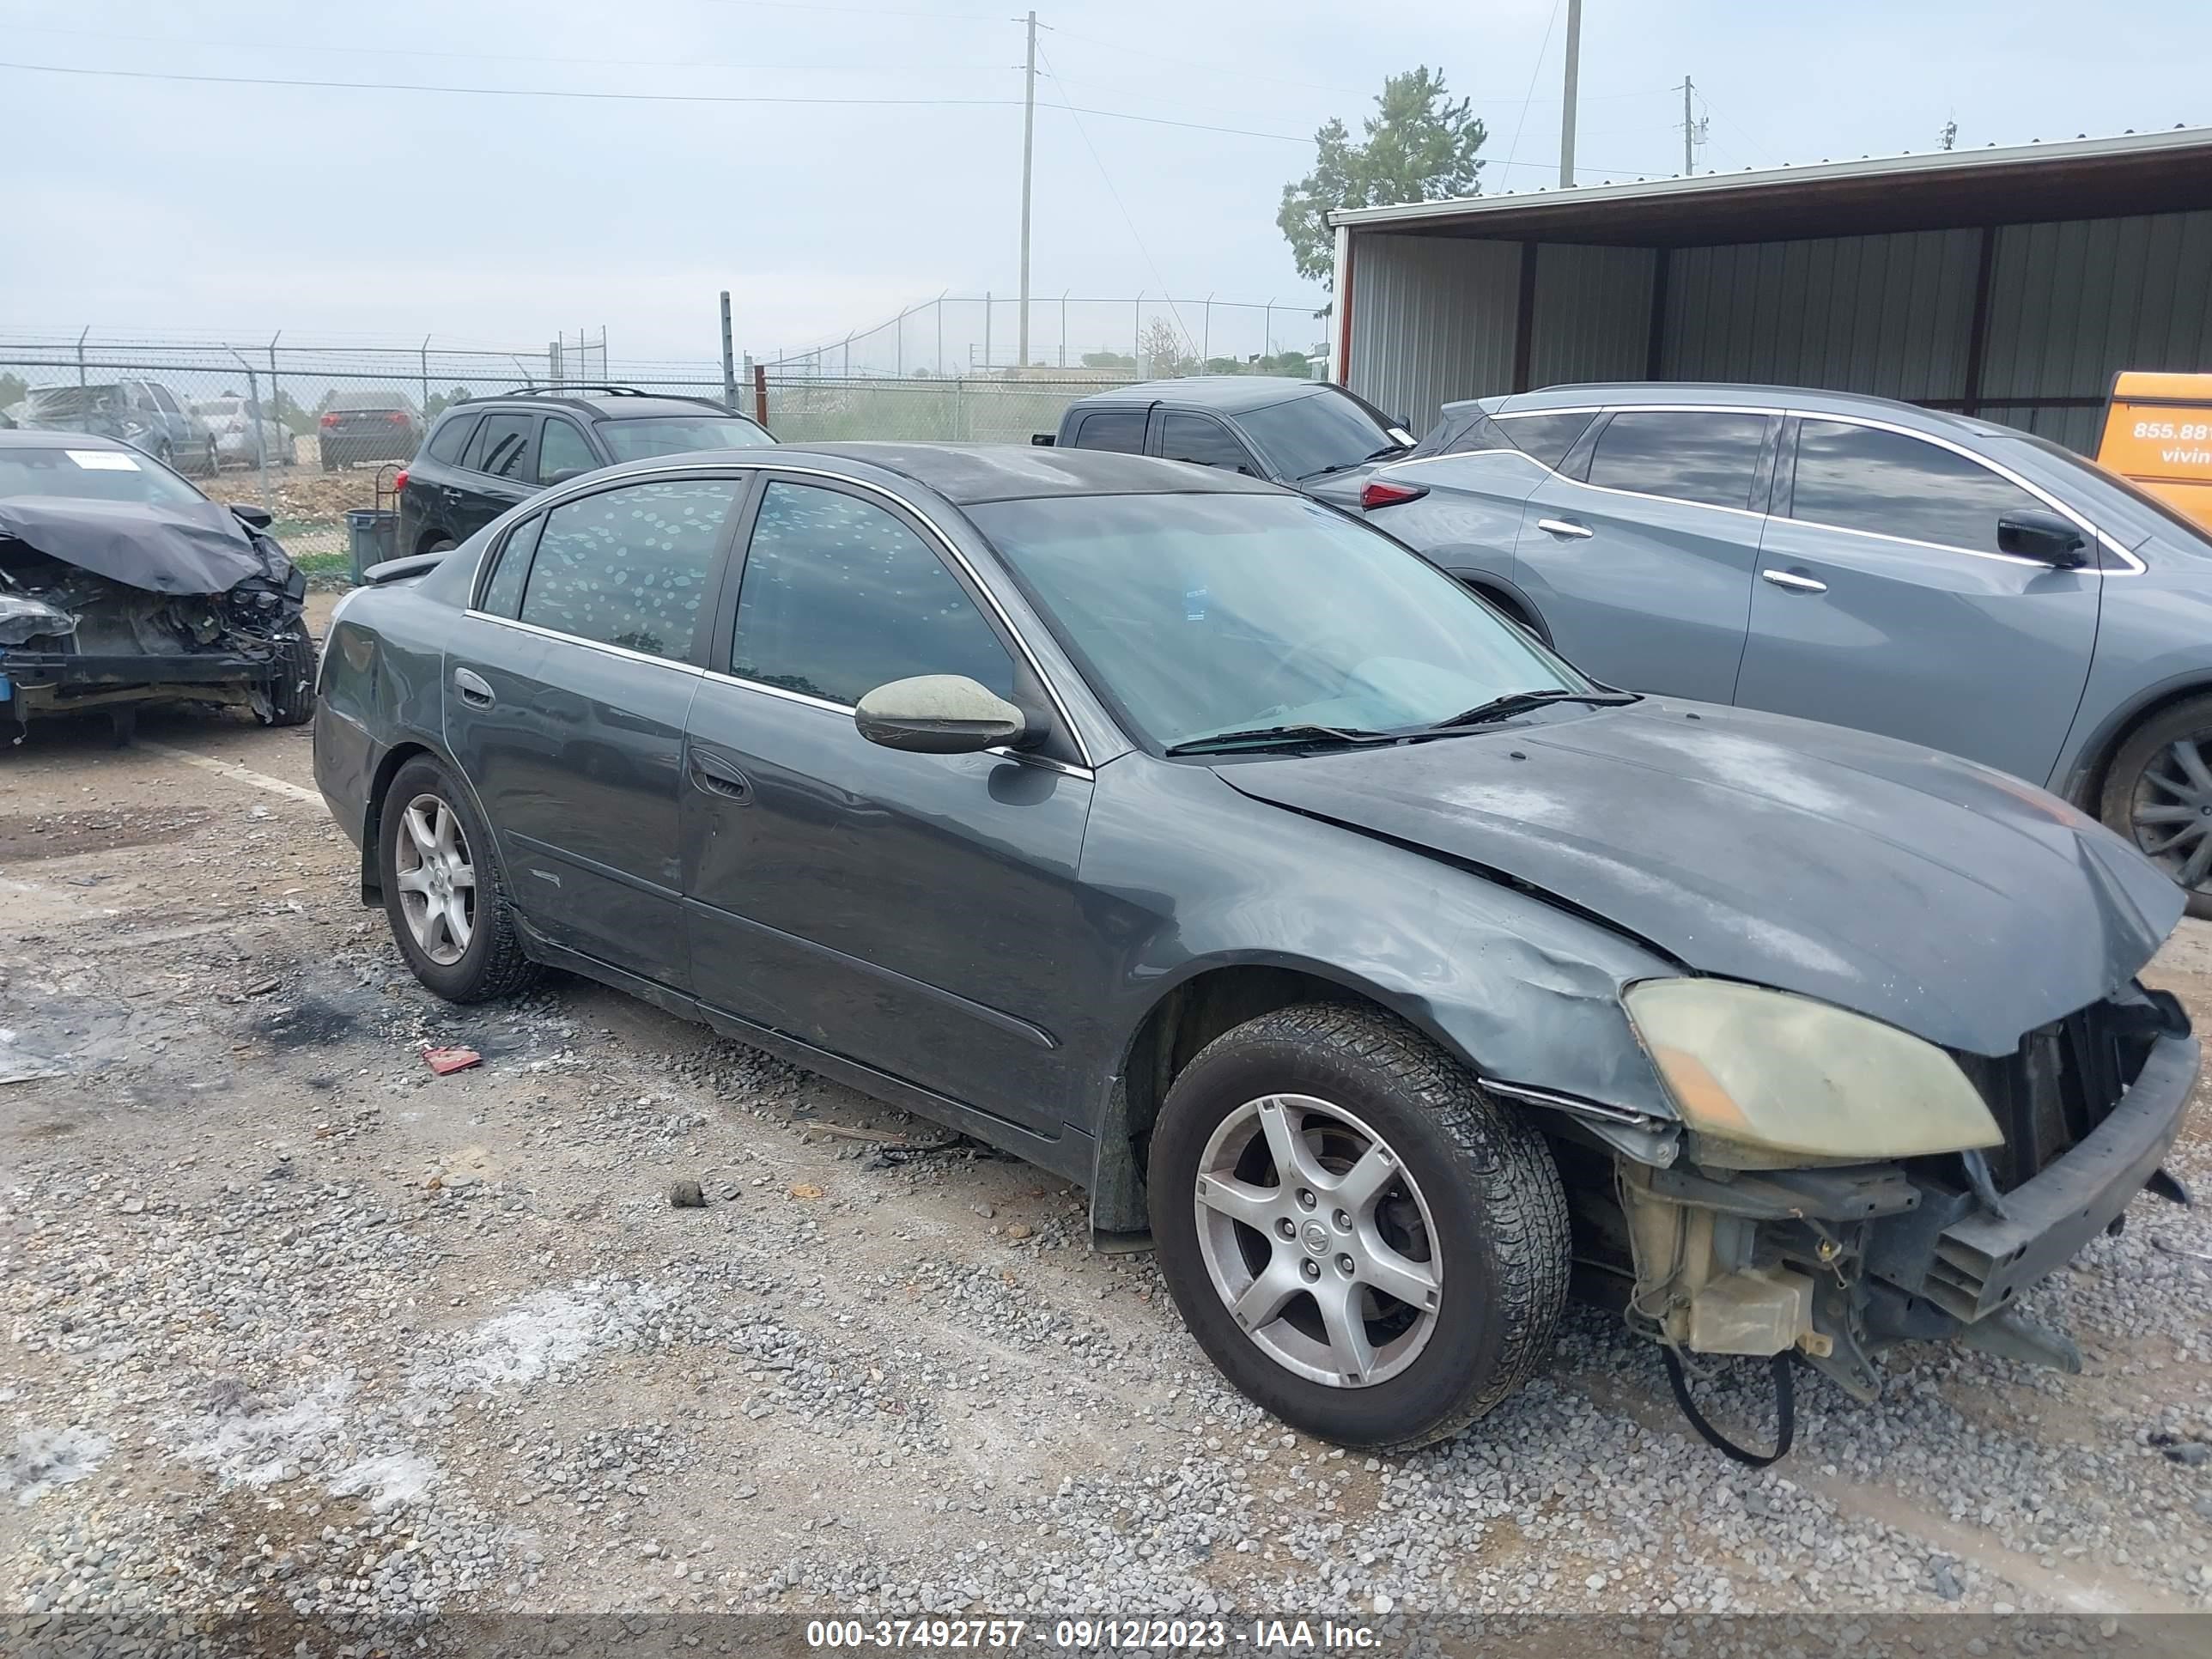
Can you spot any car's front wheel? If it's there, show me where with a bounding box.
[377,757,540,1003]
[257,632,317,726]
[1148,1004,1570,1451]
[2103,693,2212,920]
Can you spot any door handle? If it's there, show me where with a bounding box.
[453,665,495,707]
[1535,518,1593,539]
[688,749,753,802]
[1759,568,1828,593]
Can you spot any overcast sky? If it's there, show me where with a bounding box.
[0,0,2197,368]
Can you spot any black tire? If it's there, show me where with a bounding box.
[258,632,317,727]
[377,756,540,1003]
[2101,693,2212,921]
[426,538,457,555]
[1148,1003,1569,1451]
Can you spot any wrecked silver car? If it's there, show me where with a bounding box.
[0,430,313,741]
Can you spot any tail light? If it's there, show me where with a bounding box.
[319,413,339,428]
[392,470,410,493]
[388,411,409,426]
[1360,479,1428,510]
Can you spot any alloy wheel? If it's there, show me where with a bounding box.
[1192,1093,1442,1388]
[393,793,477,965]
[2130,732,2212,893]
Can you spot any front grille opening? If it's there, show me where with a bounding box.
[1946,991,2162,1192]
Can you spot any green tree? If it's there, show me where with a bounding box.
[1081,349,1135,370]
[1278,66,1486,286]
[0,371,27,415]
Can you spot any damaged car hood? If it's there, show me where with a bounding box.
[0,498,276,594]
[1214,700,2184,1056]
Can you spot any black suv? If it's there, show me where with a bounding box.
[394,387,775,556]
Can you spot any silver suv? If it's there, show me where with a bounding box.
[1345,383,2212,915]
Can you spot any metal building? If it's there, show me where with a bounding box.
[1327,128,2212,453]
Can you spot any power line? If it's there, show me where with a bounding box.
[5,21,1006,77]
[1502,0,1564,183]
[0,58,1315,141]
[1035,49,1200,361]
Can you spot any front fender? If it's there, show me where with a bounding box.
[1078,758,1680,1121]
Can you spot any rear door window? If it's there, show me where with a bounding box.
[1788,420,2042,556]
[149,384,183,416]
[1158,411,1260,476]
[469,413,536,481]
[1073,409,1146,453]
[516,477,744,661]
[427,412,481,465]
[1585,410,1770,510]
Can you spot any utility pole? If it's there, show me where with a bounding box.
[1675,77,1708,175]
[719,291,738,409]
[1018,10,1037,370]
[1558,0,1582,187]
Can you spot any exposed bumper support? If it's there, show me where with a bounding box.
[1924,1032,2199,1322]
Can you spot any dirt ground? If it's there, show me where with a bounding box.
[6,630,2212,1646]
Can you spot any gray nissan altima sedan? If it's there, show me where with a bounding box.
[313,442,2199,1456]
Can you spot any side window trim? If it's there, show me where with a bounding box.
[706,464,1095,769]
[1779,415,2057,566]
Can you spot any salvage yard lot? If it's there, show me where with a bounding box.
[7,666,2212,1628]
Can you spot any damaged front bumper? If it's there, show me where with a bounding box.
[1,641,293,721]
[1600,1023,2198,1401]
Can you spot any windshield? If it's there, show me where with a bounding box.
[0,445,209,509]
[974,493,1585,750]
[1237,391,1404,482]
[600,416,775,462]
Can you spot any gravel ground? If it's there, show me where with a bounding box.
[4,690,2212,1655]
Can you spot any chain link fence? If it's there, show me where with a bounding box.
[0,336,1157,579]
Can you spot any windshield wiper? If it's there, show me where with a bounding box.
[1165,723,1398,756]
[1430,689,1640,729]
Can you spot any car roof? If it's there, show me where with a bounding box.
[798,441,1289,504]
[434,391,744,424]
[550,441,1285,506]
[0,428,131,450]
[1069,376,1334,416]
[1472,381,1981,434]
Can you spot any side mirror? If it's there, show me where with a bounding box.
[1030,433,1055,447]
[1996,507,2089,568]
[229,503,273,529]
[854,674,1027,755]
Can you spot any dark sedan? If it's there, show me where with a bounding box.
[314,443,2197,1455]
[319,390,423,471]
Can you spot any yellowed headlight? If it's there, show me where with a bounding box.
[1625,979,2002,1164]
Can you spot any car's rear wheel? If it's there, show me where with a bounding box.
[257,632,317,726]
[1148,1003,1569,1450]
[2102,694,2212,920]
[377,757,539,1002]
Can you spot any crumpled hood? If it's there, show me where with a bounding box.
[1215,700,2184,1056]
[0,498,272,594]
